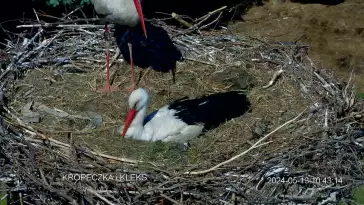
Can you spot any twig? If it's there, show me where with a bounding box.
[19,193,23,205]
[185,57,217,66]
[172,6,227,36]
[323,108,329,139]
[33,8,41,23]
[160,194,182,205]
[86,187,116,205]
[38,167,49,186]
[16,24,104,29]
[262,68,285,89]
[0,69,11,82]
[199,12,223,30]
[171,13,193,28]
[313,71,336,97]
[0,194,8,202]
[343,68,355,110]
[61,8,81,20]
[194,6,227,25]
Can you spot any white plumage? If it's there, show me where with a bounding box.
[119,89,204,142]
[90,0,140,27]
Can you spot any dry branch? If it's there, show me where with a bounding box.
[171,13,193,28]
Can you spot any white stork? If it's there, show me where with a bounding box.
[90,0,147,93]
[119,88,251,143]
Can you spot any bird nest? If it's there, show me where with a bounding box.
[0,8,364,205]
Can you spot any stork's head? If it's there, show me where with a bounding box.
[121,88,149,137]
[133,0,147,38]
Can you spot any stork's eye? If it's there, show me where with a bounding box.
[133,101,140,110]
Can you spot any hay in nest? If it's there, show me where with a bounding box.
[0,7,364,205]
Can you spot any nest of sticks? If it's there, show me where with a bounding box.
[0,6,364,205]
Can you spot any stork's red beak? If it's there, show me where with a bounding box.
[133,0,147,38]
[121,108,137,137]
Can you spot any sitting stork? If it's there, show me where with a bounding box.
[90,0,147,93]
[119,88,251,143]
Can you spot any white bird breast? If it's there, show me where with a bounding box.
[120,106,205,143]
[91,0,140,27]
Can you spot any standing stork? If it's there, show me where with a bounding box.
[119,88,251,142]
[90,0,147,93]
[114,21,182,86]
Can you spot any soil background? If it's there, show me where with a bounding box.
[231,0,364,93]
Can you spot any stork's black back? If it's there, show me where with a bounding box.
[114,22,182,72]
[168,91,251,130]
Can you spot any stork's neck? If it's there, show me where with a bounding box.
[128,106,147,140]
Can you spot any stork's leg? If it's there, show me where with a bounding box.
[98,24,117,93]
[104,46,121,74]
[171,67,176,84]
[127,29,136,92]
